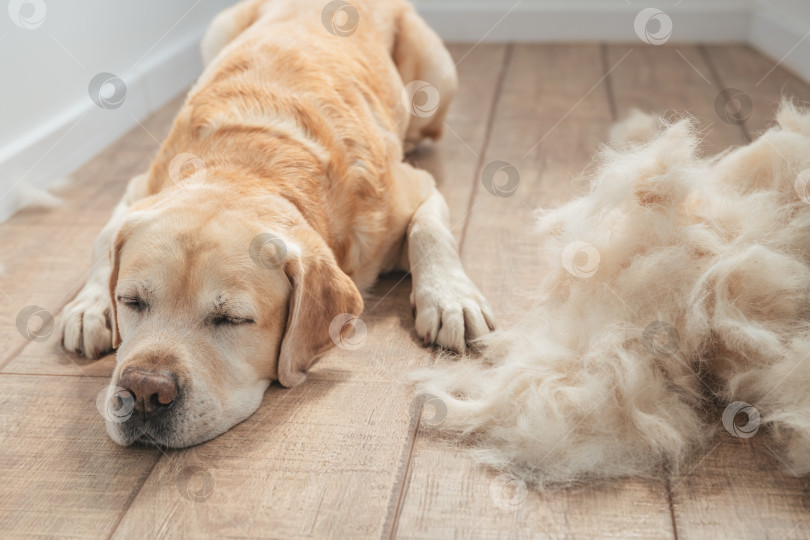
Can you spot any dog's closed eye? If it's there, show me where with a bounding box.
[209,314,255,327]
[209,295,255,327]
[118,294,148,313]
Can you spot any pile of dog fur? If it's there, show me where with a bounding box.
[414,102,810,486]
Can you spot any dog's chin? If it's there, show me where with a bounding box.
[104,406,255,449]
[105,417,222,449]
[106,404,227,448]
[107,419,166,447]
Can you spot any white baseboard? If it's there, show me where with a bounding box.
[413,1,750,43]
[4,2,810,224]
[0,30,203,222]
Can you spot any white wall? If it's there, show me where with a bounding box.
[749,0,810,86]
[412,0,755,42]
[0,0,235,220]
[412,0,753,5]
[1,0,809,222]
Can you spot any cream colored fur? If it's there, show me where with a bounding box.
[60,0,491,448]
[414,102,810,486]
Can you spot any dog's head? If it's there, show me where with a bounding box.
[101,186,363,447]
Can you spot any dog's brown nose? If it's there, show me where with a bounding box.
[118,368,177,416]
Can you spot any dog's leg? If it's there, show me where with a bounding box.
[392,2,458,147]
[59,174,148,359]
[400,164,494,353]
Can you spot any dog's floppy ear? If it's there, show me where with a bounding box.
[277,230,364,387]
[107,208,150,350]
[108,224,129,350]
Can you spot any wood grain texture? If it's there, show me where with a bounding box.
[112,380,419,539]
[669,435,810,540]
[460,44,619,323]
[0,96,179,373]
[395,44,677,540]
[408,44,508,240]
[702,44,810,138]
[664,44,810,540]
[394,435,676,540]
[0,374,161,538]
[0,96,179,539]
[2,44,809,539]
[606,44,748,153]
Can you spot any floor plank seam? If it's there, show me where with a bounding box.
[5,43,810,538]
[104,453,163,540]
[0,371,110,379]
[698,44,753,143]
[0,277,85,373]
[385,407,422,540]
[0,340,32,372]
[600,43,619,122]
[665,472,680,540]
[458,42,514,254]
[384,43,514,537]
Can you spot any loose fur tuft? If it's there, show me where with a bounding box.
[413,101,810,487]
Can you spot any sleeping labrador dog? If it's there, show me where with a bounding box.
[59,0,493,447]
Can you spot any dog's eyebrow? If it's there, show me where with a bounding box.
[210,295,253,315]
[118,282,152,300]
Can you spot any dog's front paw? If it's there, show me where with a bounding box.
[411,272,495,354]
[60,284,113,359]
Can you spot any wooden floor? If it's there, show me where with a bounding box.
[2,44,810,539]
